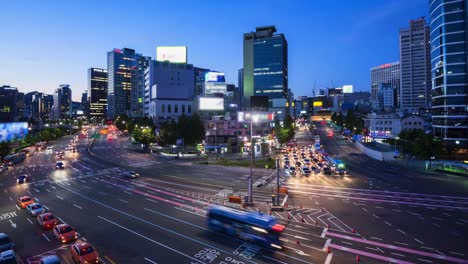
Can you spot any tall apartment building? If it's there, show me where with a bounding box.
[107,48,149,119]
[52,84,72,120]
[88,68,108,118]
[243,26,288,108]
[0,85,19,122]
[370,62,400,109]
[399,18,432,114]
[429,0,468,149]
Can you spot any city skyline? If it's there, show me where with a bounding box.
[1,0,428,101]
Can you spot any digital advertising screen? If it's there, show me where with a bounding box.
[0,122,28,142]
[204,72,226,95]
[199,97,224,111]
[156,46,187,63]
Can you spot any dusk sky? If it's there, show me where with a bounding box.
[1,0,428,101]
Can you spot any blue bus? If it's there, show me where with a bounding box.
[3,153,26,165]
[207,205,284,249]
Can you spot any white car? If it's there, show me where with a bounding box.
[26,203,45,217]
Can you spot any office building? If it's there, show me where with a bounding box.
[399,18,432,113]
[107,48,149,119]
[370,62,400,109]
[194,67,211,97]
[88,68,108,118]
[144,60,195,123]
[81,91,89,117]
[41,94,53,120]
[52,84,72,120]
[378,83,396,111]
[0,85,19,122]
[430,0,468,149]
[16,92,24,121]
[243,26,288,107]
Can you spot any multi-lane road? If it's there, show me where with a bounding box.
[1,124,467,264]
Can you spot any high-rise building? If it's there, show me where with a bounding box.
[194,67,210,97]
[370,62,400,109]
[24,91,44,119]
[81,91,89,117]
[41,94,53,120]
[107,48,149,119]
[399,18,432,114]
[144,60,195,123]
[429,0,468,149]
[243,26,288,107]
[16,92,24,121]
[0,85,19,122]
[88,68,108,118]
[52,84,72,120]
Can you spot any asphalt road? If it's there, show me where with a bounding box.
[1,124,467,264]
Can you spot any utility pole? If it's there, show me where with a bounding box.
[248,120,253,204]
[276,158,280,206]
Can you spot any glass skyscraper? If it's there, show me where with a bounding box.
[243,26,288,106]
[88,68,108,118]
[430,0,468,149]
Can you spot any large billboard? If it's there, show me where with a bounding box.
[342,85,353,93]
[237,112,274,122]
[199,97,224,111]
[204,72,226,95]
[156,46,187,64]
[0,122,28,142]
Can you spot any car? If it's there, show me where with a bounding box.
[16,175,30,184]
[53,224,77,243]
[56,151,64,155]
[336,168,347,175]
[303,159,311,165]
[295,161,302,168]
[311,166,318,172]
[55,161,64,169]
[317,162,324,168]
[0,249,17,264]
[37,213,58,229]
[124,171,139,179]
[26,203,45,217]
[0,234,15,252]
[40,255,61,264]
[70,242,99,264]
[323,167,332,175]
[313,158,319,163]
[284,161,290,166]
[288,166,297,175]
[47,146,54,150]
[17,196,34,209]
[301,166,311,176]
[72,148,76,153]
[283,157,289,162]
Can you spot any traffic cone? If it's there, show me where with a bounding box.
[326,247,331,253]
[327,224,330,228]
[301,217,305,223]
[287,213,291,219]
[356,255,360,262]
[315,221,318,225]
[296,240,301,245]
[352,229,356,233]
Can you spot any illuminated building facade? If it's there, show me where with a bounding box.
[88,68,108,118]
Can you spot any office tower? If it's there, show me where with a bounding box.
[107,48,149,119]
[377,84,395,111]
[0,85,19,122]
[243,26,288,107]
[430,0,468,148]
[81,91,89,117]
[16,92,24,120]
[41,94,53,120]
[194,67,211,97]
[24,91,44,119]
[399,18,431,114]
[370,62,400,109]
[88,68,108,118]
[144,60,195,123]
[53,84,72,120]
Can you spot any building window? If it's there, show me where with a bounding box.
[182,104,185,113]
[168,104,172,113]
[162,104,165,113]
[188,105,192,113]
[175,104,178,113]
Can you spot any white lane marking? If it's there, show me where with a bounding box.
[432,217,443,221]
[144,257,158,264]
[56,195,64,200]
[262,255,287,264]
[26,218,33,224]
[365,247,379,252]
[417,259,433,263]
[397,229,406,235]
[44,205,50,210]
[79,180,87,183]
[9,197,13,201]
[450,252,465,256]
[27,190,32,195]
[370,237,383,241]
[342,241,353,246]
[50,185,56,189]
[145,198,160,204]
[324,253,333,264]
[414,238,424,244]
[321,228,328,238]
[391,252,406,257]
[98,216,207,264]
[34,188,40,193]
[57,217,67,224]
[323,238,331,251]
[395,241,408,246]
[16,205,20,210]
[42,233,51,242]
[118,199,129,204]
[45,189,51,192]
[73,204,82,210]
[362,208,368,213]
[124,191,133,195]
[384,221,392,226]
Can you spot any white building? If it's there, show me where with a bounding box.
[364,113,402,139]
[401,115,424,131]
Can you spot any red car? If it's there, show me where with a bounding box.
[70,242,99,264]
[53,224,77,243]
[37,213,58,229]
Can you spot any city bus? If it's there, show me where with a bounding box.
[3,153,26,165]
[207,205,284,249]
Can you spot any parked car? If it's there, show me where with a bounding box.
[0,249,17,264]
[40,255,61,264]
[323,167,332,175]
[0,234,14,252]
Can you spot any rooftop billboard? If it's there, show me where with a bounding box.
[0,122,28,142]
[199,97,224,111]
[156,46,187,64]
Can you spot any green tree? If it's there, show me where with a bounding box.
[40,130,52,142]
[159,121,177,146]
[132,126,156,148]
[260,142,269,156]
[0,141,11,157]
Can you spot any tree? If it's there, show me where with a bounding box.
[132,126,156,148]
[0,141,11,158]
[261,142,270,156]
[40,130,52,142]
[159,121,177,146]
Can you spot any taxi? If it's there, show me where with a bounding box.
[70,242,99,264]
[17,196,34,209]
[53,224,77,243]
[37,213,58,229]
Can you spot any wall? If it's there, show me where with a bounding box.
[355,142,395,161]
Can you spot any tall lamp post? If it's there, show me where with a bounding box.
[248,114,259,204]
[214,126,217,154]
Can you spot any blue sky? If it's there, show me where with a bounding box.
[0,0,428,101]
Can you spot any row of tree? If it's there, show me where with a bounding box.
[330,110,364,134]
[158,114,205,146]
[275,114,296,145]
[384,129,443,160]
